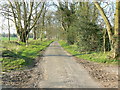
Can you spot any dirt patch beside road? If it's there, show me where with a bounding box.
[74,57,118,88]
[2,52,44,88]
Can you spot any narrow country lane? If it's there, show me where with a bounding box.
[38,41,102,88]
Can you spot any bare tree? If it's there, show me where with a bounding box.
[8,0,45,43]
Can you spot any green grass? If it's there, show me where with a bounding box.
[2,40,53,72]
[59,40,118,64]
[2,37,17,41]
[1,37,33,41]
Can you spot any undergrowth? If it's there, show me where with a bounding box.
[59,40,118,64]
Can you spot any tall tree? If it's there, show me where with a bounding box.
[113,0,120,59]
[8,1,45,43]
[94,1,120,59]
[56,1,76,44]
[94,2,113,50]
[7,8,10,41]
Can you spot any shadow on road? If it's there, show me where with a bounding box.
[44,52,93,57]
[44,54,71,57]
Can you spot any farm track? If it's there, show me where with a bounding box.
[2,41,118,88]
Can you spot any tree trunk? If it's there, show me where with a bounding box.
[40,33,43,41]
[40,8,46,41]
[33,3,37,40]
[103,29,107,53]
[8,14,10,41]
[33,29,37,40]
[113,0,120,59]
[94,2,114,50]
[19,31,28,43]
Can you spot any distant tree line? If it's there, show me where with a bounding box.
[1,33,17,37]
[1,33,33,38]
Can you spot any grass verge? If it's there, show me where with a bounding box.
[1,37,33,41]
[59,40,118,64]
[1,37,17,41]
[1,40,53,72]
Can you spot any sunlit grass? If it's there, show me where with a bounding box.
[2,40,53,72]
[2,37,17,41]
[1,37,33,41]
[59,40,118,64]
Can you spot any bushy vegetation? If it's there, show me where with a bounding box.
[1,40,53,72]
[56,2,120,60]
[59,40,118,64]
[57,2,108,53]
